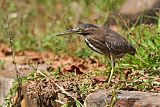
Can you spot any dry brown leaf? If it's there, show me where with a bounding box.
[93,75,107,82]
[61,65,83,75]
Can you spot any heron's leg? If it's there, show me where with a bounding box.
[108,54,115,85]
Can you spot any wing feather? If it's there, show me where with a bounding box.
[104,28,135,54]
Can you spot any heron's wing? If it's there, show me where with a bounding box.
[104,30,135,54]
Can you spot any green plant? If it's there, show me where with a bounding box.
[125,25,159,73]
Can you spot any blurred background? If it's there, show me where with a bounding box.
[1,0,124,55]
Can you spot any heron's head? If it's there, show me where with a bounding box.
[56,24,98,36]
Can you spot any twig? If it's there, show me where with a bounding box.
[4,18,20,83]
[54,82,84,107]
[4,16,22,106]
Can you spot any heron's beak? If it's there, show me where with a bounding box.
[56,28,80,36]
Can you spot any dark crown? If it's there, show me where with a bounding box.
[77,24,98,29]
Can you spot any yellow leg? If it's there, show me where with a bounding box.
[108,54,115,85]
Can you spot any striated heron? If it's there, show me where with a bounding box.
[56,24,136,84]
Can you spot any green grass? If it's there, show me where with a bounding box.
[114,24,160,91]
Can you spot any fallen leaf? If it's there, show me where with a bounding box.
[71,65,83,74]
[93,75,107,82]
[62,65,83,75]
[1,47,12,56]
